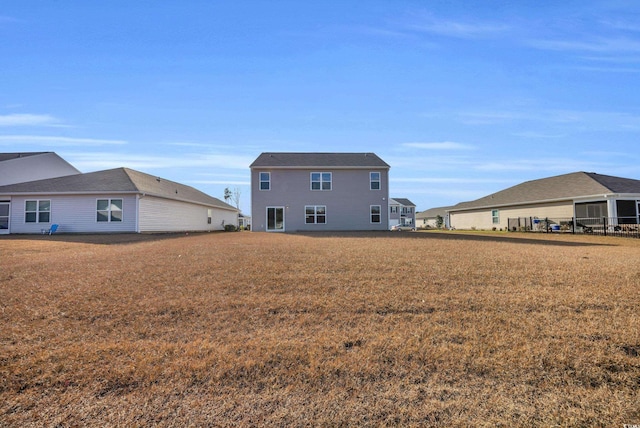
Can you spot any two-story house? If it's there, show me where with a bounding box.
[389,198,416,228]
[250,152,390,232]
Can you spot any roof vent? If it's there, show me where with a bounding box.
[156,177,161,182]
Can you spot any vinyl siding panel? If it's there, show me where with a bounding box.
[450,201,574,230]
[139,195,237,232]
[5,194,137,233]
[251,168,389,232]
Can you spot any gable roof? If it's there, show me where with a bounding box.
[0,152,50,162]
[0,167,237,211]
[390,198,416,207]
[250,152,390,169]
[416,206,453,219]
[450,172,640,212]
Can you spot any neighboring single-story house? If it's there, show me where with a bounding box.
[250,152,390,232]
[238,213,251,230]
[0,167,238,234]
[389,198,416,229]
[415,206,452,229]
[0,152,81,186]
[447,171,640,231]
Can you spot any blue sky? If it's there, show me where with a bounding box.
[2,1,640,214]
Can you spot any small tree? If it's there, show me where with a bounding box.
[232,186,241,211]
[223,187,232,203]
[436,215,444,229]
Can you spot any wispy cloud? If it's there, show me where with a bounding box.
[511,131,566,139]
[402,141,475,150]
[529,36,640,53]
[392,176,512,185]
[573,65,640,73]
[0,114,62,127]
[66,152,254,172]
[600,19,640,33]
[474,157,601,173]
[0,135,127,146]
[456,108,640,130]
[407,14,510,39]
[190,179,250,186]
[0,15,19,24]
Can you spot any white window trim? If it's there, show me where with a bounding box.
[259,172,271,191]
[492,209,500,224]
[25,199,51,224]
[310,172,332,191]
[305,205,327,225]
[266,206,285,232]
[370,172,381,190]
[97,198,123,223]
[370,205,382,224]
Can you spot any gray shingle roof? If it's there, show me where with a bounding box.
[250,152,390,168]
[0,152,49,162]
[390,198,416,207]
[451,172,640,211]
[0,167,237,211]
[416,206,454,219]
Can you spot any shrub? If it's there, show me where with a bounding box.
[224,224,237,232]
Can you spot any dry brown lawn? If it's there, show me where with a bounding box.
[1,230,639,426]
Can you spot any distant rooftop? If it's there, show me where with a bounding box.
[0,152,50,162]
[250,152,390,169]
[0,167,237,211]
[450,171,640,211]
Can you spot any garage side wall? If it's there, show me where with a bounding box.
[450,201,574,230]
[139,195,237,232]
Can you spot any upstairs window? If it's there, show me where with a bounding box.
[97,199,123,222]
[370,172,381,190]
[311,172,332,191]
[401,206,413,215]
[259,172,271,191]
[25,200,50,223]
[390,206,398,214]
[305,205,326,224]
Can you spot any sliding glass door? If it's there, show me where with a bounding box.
[266,207,284,232]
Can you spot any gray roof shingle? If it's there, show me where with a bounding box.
[250,152,390,168]
[390,198,416,207]
[0,167,237,211]
[0,152,50,162]
[450,172,640,211]
[416,206,454,219]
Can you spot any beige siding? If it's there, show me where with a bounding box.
[450,201,574,230]
[139,196,237,232]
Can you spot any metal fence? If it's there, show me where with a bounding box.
[507,216,640,238]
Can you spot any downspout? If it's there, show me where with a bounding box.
[606,194,618,227]
[136,193,142,233]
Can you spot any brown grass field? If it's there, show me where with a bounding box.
[1,230,639,426]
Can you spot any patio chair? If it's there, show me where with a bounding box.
[47,224,59,235]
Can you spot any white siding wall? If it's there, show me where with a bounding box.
[449,201,574,230]
[5,194,137,234]
[138,196,237,232]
